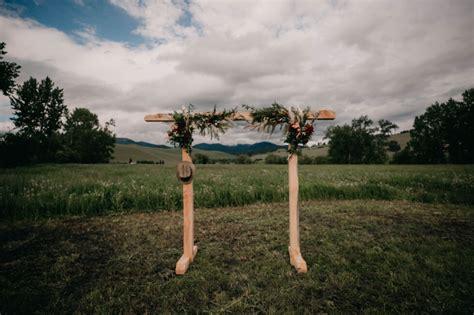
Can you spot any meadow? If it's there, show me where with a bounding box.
[1,164,473,220]
[1,164,473,313]
[113,143,236,164]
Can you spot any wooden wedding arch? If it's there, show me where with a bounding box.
[145,108,335,275]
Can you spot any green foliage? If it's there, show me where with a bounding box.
[244,103,315,155]
[391,147,415,164]
[193,106,236,139]
[167,105,235,153]
[388,140,401,152]
[326,116,398,164]
[0,49,116,166]
[11,77,67,138]
[0,133,39,166]
[193,152,210,164]
[59,108,115,163]
[1,74,115,166]
[265,154,287,164]
[244,103,290,133]
[6,77,67,163]
[235,154,253,164]
[167,106,195,153]
[0,42,21,96]
[408,88,474,164]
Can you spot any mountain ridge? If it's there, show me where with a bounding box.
[194,142,286,155]
[116,138,286,155]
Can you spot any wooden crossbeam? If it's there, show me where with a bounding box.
[145,106,335,275]
[144,110,336,122]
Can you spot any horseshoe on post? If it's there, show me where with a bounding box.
[176,161,195,184]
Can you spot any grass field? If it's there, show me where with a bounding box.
[1,164,473,313]
[1,200,473,313]
[1,164,473,220]
[113,143,236,164]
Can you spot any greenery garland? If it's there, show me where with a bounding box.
[243,103,315,155]
[167,105,235,153]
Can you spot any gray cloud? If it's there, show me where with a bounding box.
[0,0,473,145]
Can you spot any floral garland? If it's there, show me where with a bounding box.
[167,105,235,153]
[243,103,315,155]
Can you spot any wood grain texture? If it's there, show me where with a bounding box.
[175,149,198,275]
[288,151,308,273]
[144,109,335,122]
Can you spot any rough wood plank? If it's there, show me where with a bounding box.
[288,151,308,273]
[144,113,174,122]
[310,110,336,120]
[175,149,198,275]
[144,109,336,122]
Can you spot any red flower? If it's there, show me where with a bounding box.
[291,121,301,131]
[304,123,314,135]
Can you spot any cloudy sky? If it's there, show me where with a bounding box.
[0,0,473,145]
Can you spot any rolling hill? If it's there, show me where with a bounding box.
[112,143,235,164]
[116,137,170,148]
[113,132,411,164]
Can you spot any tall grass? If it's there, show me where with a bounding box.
[1,164,473,220]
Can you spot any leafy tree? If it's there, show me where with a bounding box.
[59,108,115,163]
[11,77,67,136]
[236,154,253,164]
[1,70,117,166]
[391,146,415,164]
[193,153,210,164]
[408,89,474,163]
[326,116,398,164]
[9,77,67,162]
[265,154,286,164]
[0,133,38,167]
[388,140,401,152]
[0,42,21,96]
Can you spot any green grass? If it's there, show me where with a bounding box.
[1,200,472,313]
[1,164,473,220]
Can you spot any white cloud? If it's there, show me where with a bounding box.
[110,0,198,40]
[72,0,85,6]
[0,0,473,144]
[0,121,14,133]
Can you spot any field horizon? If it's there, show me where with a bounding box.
[112,132,411,164]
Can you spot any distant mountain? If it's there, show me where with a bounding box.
[116,138,285,155]
[194,141,286,155]
[116,137,170,149]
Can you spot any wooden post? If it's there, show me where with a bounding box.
[175,149,198,275]
[145,109,335,274]
[288,150,308,273]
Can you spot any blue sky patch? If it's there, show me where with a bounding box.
[2,0,145,46]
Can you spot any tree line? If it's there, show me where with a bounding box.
[393,89,474,164]
[324,89,473,164]
[0,42,115,167]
